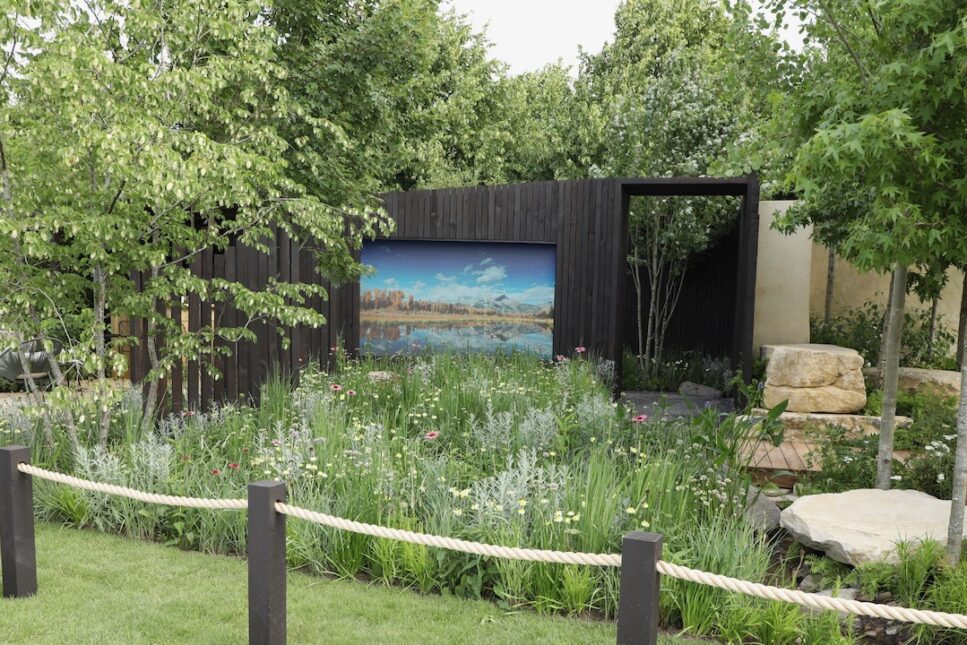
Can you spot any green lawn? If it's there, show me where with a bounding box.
[0,523,703,644]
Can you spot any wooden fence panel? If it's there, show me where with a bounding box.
[129,177,758,405]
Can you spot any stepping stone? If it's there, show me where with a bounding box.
[780,488,966,566]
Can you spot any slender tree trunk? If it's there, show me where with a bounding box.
[945,361,967,564]
[93,264,112,449]
[876,265,908,489]
[926,296,939,364]
[824,247,836,326]
[876,270,896,382]
[141,264,163,434]
[631,247,645,370]
[958,274,967,370]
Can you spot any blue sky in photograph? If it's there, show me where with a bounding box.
[361,240,555,307]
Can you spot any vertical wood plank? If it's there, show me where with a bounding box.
[200,246,214,411]
[212,253,226,404]
[224,246,238,403]
[187,254,202,410]
[170,297,183,414]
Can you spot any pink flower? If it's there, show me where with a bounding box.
[555,354,568,362]
[210,468,222,475]
[575,346,587,354]
[424,431,440,441]
[271,439,281,447]
[346,389,357,396]
[330,383,342,392]
[632,414,648,424]
[227,463,240,470]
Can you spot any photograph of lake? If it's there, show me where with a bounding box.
[360,240,556,357]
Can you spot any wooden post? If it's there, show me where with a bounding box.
[0,445,37,598]
[616,531,662,645]
[248,481,286,645]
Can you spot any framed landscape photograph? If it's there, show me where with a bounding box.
[360,240,556,357]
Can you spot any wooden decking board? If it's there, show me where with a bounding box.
[740,437,822,473]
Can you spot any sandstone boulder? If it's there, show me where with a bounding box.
[763,345,866,413]
[748,409,912,439]
[780,489,966,566]
[762,385,867,414]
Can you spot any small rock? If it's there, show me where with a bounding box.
[678,381,723,399]
[798,574,820,593]
[876,591,893,604]
[885,626,899,636]
[744,486,781,532]
[808,588,859,619]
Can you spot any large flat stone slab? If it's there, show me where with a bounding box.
[780,489,965,565]
[747,409,911,438]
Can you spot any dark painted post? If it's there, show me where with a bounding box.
[248,481,286,645]
[616,532,663,645]
[0,445,37,598]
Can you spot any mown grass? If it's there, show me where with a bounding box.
[0,523,705,644]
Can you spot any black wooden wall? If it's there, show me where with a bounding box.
[370,179,626,363]
[130,176,759,410]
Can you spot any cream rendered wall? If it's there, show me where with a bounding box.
[753,200,813,350]
[808,245,965,353]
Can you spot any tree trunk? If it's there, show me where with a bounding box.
[958,274,967,370]
[93,264,112,449]
[631,247,645,370]
[876,269,896,383]
[945,361,967,564]
[926,296,938,365]
[824,247,836,326]
[876,265,908,489]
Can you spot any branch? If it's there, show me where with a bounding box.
[817,0,871,87]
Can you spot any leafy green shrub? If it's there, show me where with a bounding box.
[622,350,733,393]
[811,302,956,369]
[895,539,946,607]
[914,561,967,644]
[804,390,958,497]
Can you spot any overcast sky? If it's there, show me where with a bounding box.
[444,0,804,76]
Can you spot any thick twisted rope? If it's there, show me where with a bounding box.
[656,561,967,630]
[18,463,248,510]
[15,462,967,629]
[274,502,622,566]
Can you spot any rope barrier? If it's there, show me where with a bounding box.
[656,561,967,630]
[16,462,967,630]
[273,502,622,566]
[18,463,248,510]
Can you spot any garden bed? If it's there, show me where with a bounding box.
[0,352,876,642]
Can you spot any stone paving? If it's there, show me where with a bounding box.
[620,390,735,421]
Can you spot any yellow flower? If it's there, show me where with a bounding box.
[625,507,637,515]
